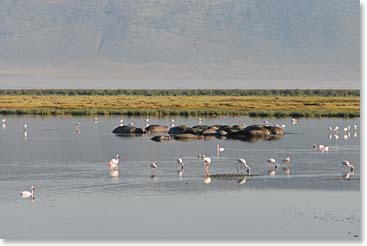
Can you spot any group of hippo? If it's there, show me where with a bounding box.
[112,124,285,142]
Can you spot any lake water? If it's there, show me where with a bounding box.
[0,116,360,241]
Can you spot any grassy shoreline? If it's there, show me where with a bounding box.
[0,94,360,118]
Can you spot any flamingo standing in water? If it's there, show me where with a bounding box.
[342,160,355,172]
[267,158,278,176]
[150,161,158,170]
[202,156,212,184]
[108,154,120,169]
[236,158,250,174]
[21,186,35,199]
[75,123,81,134]
[150,161,159,182]
[216,144,224,155]
[23,123,28,137]
[177,158,184,178]
[282,154,292,174]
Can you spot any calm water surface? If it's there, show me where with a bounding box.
[0,116,360,240]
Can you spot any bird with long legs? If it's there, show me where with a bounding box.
[108,154,120,169]
[150,161,158,183]
[177,158,184,178]
[282,154,292,175]
[236,158,250,175]
[202,155,212,184]
[216,144,224,156]
[267,158,278,176]
[342,160,355,172]
[21,186,35,201]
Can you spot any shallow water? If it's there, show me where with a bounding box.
[0,116,360,240]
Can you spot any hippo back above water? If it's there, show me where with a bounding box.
[145,125,169,133]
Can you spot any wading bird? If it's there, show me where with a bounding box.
[236,158,250,174]
[342,160,355,172]
[216,144,224,155]
[108,154,120,169]
[177,158,184,171]
[267,159,278,176]
[21,186,35,199]
[150,161,158,170]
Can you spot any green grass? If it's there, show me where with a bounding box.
[0,93,360,118]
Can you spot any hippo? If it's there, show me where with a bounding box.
[150,135,173,142]
[145,125,169,133]
[265,126,285,135]
[112,125,145,135]
[202,128,217,136]
[173,133,202,141]
[168,125,189,135]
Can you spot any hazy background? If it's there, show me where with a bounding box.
[0,0,360,89]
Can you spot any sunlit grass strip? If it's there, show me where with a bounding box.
[0,95,359,118]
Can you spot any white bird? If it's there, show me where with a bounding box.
[94,117,98,123]
[2,118,5,124]
[342,160,355,172]
[216,144,224,154]
[267,159,278,176]
[343,127,349,132]
[328,126,333,132]
[264,120,269,125]
[75,123,81,134]
[129,122,134,126]
[281,124,286,129]
[24,124,27,131]
[333,126,339,131]
[268,163,279,176]
[198,117,202,121]
[170,119,175,123]
[145,118,150,123]
[177,158,184,171]
[108,154,120,169]
[353,125,358,131]
[119,119,124,126]
[203,155,211,175]
[150,161,158,169]
[291,118,297,124]
[237,158,250,174]
[282,154,292,164]
[20,186,35,199]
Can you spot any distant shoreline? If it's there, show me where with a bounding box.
[0,90,359,118]
[0,89,360,97]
